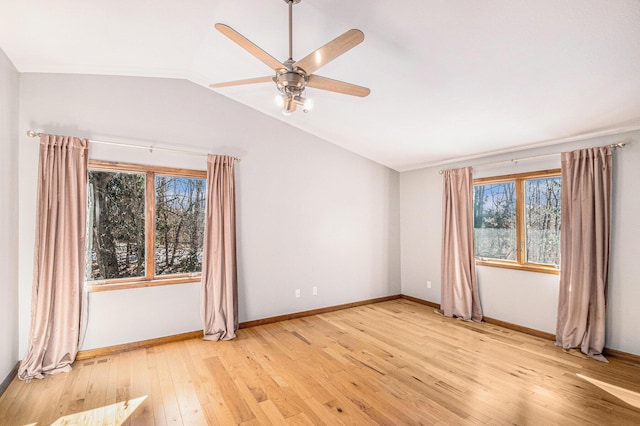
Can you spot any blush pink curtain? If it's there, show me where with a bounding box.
[441,167,483,322]
[19,134,88,381]
[556,146,612,362]
[201,155,238,341]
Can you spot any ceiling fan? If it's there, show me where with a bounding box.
[210,0,370,115]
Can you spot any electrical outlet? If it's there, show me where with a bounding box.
[427,281,432,289]
[312,286,318,296]
[295,288,301,298]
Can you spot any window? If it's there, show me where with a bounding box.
[86,161,206,291]
[473,169,561,274]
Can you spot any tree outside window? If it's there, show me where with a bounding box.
[473,181,516,261]
[154,175,205,276]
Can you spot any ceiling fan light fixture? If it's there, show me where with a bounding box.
[282,96,297,115]
[293,95,313,112]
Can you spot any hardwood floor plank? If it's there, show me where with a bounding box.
[205,355,256,424]
[154,345,185,424]
[164,342,209,425]
[87,358,111,424]
[114,350,134,425]
[146,347,169,426]
[1,299,639,425]
[183,339,237,425]
[128,349,156,425]
[258,399,290,424]
[51,360,85,422]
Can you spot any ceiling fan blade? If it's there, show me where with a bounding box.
[215,23,283,71]
[209,76,274,88]
[294,29,364,75]
[307,75,370,97]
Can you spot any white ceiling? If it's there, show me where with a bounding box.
[2,0,639,171]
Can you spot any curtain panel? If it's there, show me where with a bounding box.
[19,134,88,381]
[201,155,238,341]
[441,167,483,322]
[556,146,612,361]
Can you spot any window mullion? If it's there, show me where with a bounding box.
[516,178,525,265]
[145,171,156,280]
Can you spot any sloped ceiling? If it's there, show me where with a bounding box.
[1,0,639,171]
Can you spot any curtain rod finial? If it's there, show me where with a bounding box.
[27,130,39,138]
[610,141,627,149]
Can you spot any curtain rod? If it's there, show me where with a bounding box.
[26,130,241,162]
[438,142,626,174]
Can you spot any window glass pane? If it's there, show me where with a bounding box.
[155,176,206,276]
[473,182,517,261]
[525,177,561,266]
[87,171,146,280]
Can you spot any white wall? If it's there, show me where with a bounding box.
[18,73,401,353]
[400,130,640,355]
[0,49,20,382]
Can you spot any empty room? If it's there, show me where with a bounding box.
[1,1,639,425]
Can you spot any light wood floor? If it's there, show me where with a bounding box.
[1,299,640,425]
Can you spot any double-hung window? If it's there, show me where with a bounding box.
[86,161,207,291]
[473,169,561,274]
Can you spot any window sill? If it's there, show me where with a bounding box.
[86,276,202,292]
[475,259,559,275]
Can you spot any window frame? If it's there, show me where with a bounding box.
[473,168,561,275]
[86,160,207,292]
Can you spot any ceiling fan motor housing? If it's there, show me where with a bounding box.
[275,69,307,97]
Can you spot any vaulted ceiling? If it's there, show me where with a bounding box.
[2,0,639,171]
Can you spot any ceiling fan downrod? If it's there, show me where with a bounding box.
[280,0,307,114]
[285,0,302,61]
[288,0,293,61]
